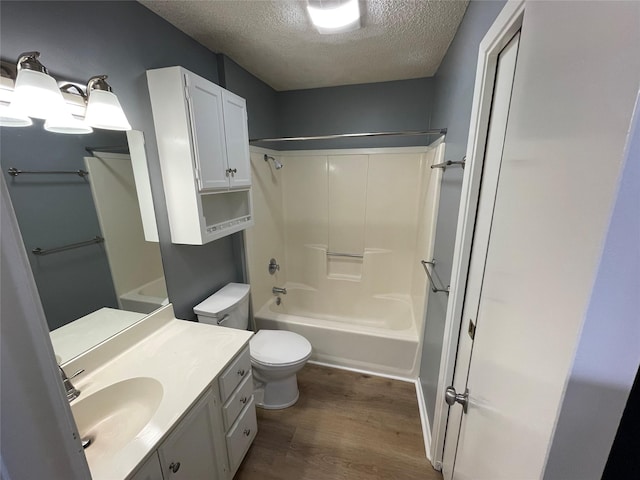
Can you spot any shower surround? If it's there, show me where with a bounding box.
[245,142,444,379]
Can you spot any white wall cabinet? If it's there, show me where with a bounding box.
[147,66,253,245]
[128,346,256,480]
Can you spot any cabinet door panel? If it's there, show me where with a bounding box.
[130,452,164,480]
[158,389,220,480]
[222,90,251,189]
[186,74,229,191]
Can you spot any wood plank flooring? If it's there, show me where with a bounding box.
[235,364,443,480]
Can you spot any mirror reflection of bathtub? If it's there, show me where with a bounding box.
[119,276,169,314]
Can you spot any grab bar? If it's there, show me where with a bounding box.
[421,259,450,294]
[327,251,364,259]
[32,236,104,256]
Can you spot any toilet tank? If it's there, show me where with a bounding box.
[193,283,250,330]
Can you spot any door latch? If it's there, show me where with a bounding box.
[445,386,469,413]
[468,319,476,340]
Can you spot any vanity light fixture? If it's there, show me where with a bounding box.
[84,75,131,131]
[0,52,130,134]
[0,101,32,127]
[11,52,68,120]
[307,0,361,35]
[0,68,30,126]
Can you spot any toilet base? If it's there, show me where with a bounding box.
[253,374,300,410]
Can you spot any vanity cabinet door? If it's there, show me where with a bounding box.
[158,388,221,480]
[130,452,163,480]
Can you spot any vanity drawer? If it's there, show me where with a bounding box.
[222,372,253,430]
[219,346,251,401]
[226,397,257,472]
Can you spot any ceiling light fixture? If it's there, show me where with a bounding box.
[307,0,361,35]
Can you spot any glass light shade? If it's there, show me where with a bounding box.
[44,113,93,135]
[307,0,360,34]
[84,89,131,131]
[11,68,68,120]
[0,103,33,127]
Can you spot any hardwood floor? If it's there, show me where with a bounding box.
[235,364,442,480]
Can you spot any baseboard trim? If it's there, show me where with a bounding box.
[415,377,432,461]
[307,359,415,383]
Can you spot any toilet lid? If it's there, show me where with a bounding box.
[250,330,312,366]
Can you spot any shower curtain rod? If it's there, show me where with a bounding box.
[249,128,447,143]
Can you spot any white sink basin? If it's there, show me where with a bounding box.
[71,377,163,464]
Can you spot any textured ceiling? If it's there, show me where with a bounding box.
[140,0,469,91]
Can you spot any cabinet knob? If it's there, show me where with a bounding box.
[169,462,181,473]
[243,428,251,436]
[240,396,248,405]
[237,368,246,377]
[231,168,237,174]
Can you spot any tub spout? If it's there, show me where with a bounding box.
[272,286,287,295]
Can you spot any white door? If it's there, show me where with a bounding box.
[185,73,230,191]
[442,31,521,480]
[442,1,640,477]
[222,90,252,189]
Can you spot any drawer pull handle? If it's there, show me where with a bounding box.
[169,462,181,473]
[243,428,251,436]
[240,396,248,405]
[237,368,246,377]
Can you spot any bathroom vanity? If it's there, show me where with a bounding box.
[63,304,256,480]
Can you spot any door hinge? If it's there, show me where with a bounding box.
[468,319,476,340]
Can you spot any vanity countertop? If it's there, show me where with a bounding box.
[68,305,253,480]
[51,307,146,365]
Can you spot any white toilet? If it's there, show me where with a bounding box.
[194,283,312,409]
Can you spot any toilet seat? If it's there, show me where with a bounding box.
[250,330,312,367]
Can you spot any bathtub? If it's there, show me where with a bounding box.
[119,277,169,314]
[254,284,420,379]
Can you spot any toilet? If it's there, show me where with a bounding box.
[194,283,312,409]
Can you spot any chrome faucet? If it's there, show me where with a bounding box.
[272,286,287,295]
[58,365,83,402]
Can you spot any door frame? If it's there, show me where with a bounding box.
[429,0,526,468]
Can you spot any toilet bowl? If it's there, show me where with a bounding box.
[193,283,312,409]
[250,330,312,409]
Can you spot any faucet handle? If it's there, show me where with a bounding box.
[68,369,85,379]
[58,366,83,402]
[58,365,84,380]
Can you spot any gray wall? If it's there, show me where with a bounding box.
[543,93,640,480]
[0,1,241,321]
[276,77,436,150]
[419,0,506,426]
[218,55,279,141]
[1,124,124,329]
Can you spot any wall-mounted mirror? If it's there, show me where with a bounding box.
[1,123,166,364]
